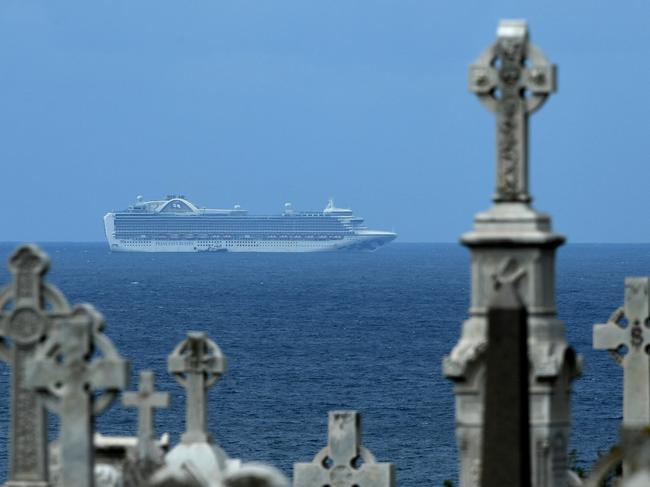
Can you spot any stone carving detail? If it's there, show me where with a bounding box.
[168,331,227,444]
[594,277,650,427]
[492,257,526,290]
[293,411,395,487]
[469,20,556,203]
[25,305,129,487]
[0,244,74,486]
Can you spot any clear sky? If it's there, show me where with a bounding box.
[0,1,648,242]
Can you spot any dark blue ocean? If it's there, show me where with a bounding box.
[0,242,640,485]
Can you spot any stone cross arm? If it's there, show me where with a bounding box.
[123,370,169,410]
[594,277,650,356]
[293,411,395,487]
[593,277,650,427]
[168,331,227,383]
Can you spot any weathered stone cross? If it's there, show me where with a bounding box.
[293,411,395,487]
[168,331,227,444]
[594,277,650,427]
[468,19,556,203]
[0,245,76,487]
[123,370,169,461]
[25,305,129,487]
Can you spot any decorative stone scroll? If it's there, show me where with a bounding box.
[469,19,556,203]
[168,331,227,444]
[123,370,169,462]
[594,277,650,427]
[0,245,75,487]
[293,411,395,487]
[25,305,129,487]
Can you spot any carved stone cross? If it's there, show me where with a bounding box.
[293,411,395,487]
[469,20,556,203]
[123,370,169,461]
[0,245,77,487]
[594,277,650,427]
[25,305,129,487]
[168,331,227,444]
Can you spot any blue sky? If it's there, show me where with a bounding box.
[0,1,648,242]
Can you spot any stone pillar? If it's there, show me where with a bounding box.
[443,20,581,487]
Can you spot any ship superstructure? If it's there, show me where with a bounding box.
[103,195,396,252]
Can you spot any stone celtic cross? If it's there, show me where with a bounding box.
[293,411,395,487]
[0,245,77,486]
[123,370,169,461]
[594,277,650,427]
[168,331,227,444]
[25,305,129,487]
[469,20,556,203]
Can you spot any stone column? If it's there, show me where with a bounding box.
[443,20,581,487]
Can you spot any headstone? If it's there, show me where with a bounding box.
[0,245,75,487]
[481,282,530,487]
[594,277,650,427]
[168,331,226,444]
[293,411,395,487]
[123,370,170,461]
[25,305,129,487]
[443,20,580,487]
[153,332,231,486]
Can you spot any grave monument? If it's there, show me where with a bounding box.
[443,20,580,487]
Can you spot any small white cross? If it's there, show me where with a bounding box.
[123,370,169,461]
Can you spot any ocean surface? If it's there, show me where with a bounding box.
[0,242,642,485]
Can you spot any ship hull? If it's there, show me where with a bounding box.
[106,235,395,253]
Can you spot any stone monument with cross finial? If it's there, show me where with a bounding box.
[0,244,80,487]
[443,20,580,487]
[155,331,290,487]
[293,411,395,487]
[168,331,226,445]
[123,370,170,462]
[154,331,232,485]
[25,304,129,487]
[593,277,650,428]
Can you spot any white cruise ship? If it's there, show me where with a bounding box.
[104,195,396,252]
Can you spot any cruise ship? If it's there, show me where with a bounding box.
[104,195,396,252]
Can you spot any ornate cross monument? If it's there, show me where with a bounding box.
[293,411,395,487]
[468,19,556,203]
[25,305,129,487]
[0,245,76,487]
[594,278,650,427]
[168,331,227,444]
[123,370,170,461]
[443,20,580,487]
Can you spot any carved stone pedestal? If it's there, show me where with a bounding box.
[445,203,580,487]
